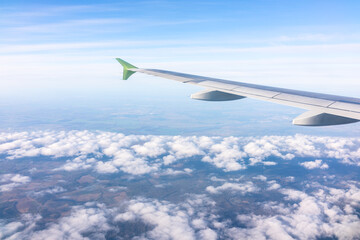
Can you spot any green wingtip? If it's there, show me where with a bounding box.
[115,58,138,80]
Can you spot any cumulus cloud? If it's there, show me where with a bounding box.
[1,194,220,240]
[113,181,360,240]
[206,181,259,194]
[0,213,41,239]
[0,131,359,177]
[202,137,247,171]
[95,161,119,174]
[198,228,217,240]
[29,204,111,240]
[116,200,196,239]
[1,179,360,240]
[115,195,218,240]
[253,175,267,181]
[0,204,111,240]
[229,183,360,240]
[55,156,94,171]
[267,180,281,190]
[300,159,329,169]
[0,221,24,239]
[131,137,166,158]
[167,136,204,159]
[0,174,31,192]
[210,176,226,182]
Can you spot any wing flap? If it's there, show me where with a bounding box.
[233,86,280,98]
[328,101,360,113]
[198,81,238,90]
[274,93,335,107]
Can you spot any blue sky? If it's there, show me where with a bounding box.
[0,0,360,135]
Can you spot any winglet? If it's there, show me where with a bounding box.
[115,58,138,80]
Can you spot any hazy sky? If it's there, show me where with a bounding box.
[1,3,360,239]
[1,0,359,135]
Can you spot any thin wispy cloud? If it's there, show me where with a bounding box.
[10,18,134,33]
[0,174,31,192]
[0,1,358,97]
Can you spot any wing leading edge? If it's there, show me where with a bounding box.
[115,58,360,126]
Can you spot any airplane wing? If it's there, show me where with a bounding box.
[115,58,360,126]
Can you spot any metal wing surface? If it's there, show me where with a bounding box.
[116,58,360,126]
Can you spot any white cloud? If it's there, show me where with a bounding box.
[0,174,31,192]
[10,18,132,34]
[0,203,111,240]
[206,182,259,195]
[300,159,329,169]
[285,176,295,182]
[107,186,127,192]
[115,195,218,240]
[210,176,226,182]
[56,156,93,171]
[32,186,66,196]
[1,179,360,240]
[29,204,111,240]
[267,180,281,190]
[202,137,248,171]
[0,221,24,239]
[263,161,277,166]
[198,228,217,240]
[202,148,246,171]
[95,161,119,174]
[229,183,360,240]
[253,175,267,181]
[0,213,41,240]
[0,131,359,177]
[131,136,166,158]
[167,136,204,159]
[1,194,220,240]
[160,168,193,176]
[117,200,196,240]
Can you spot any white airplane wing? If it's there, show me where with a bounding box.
[116,58,360,126]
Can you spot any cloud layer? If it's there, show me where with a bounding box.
[1,180,360,240]
[0,131,359,239]
[0,131,359,176]
[232,182,360,240]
